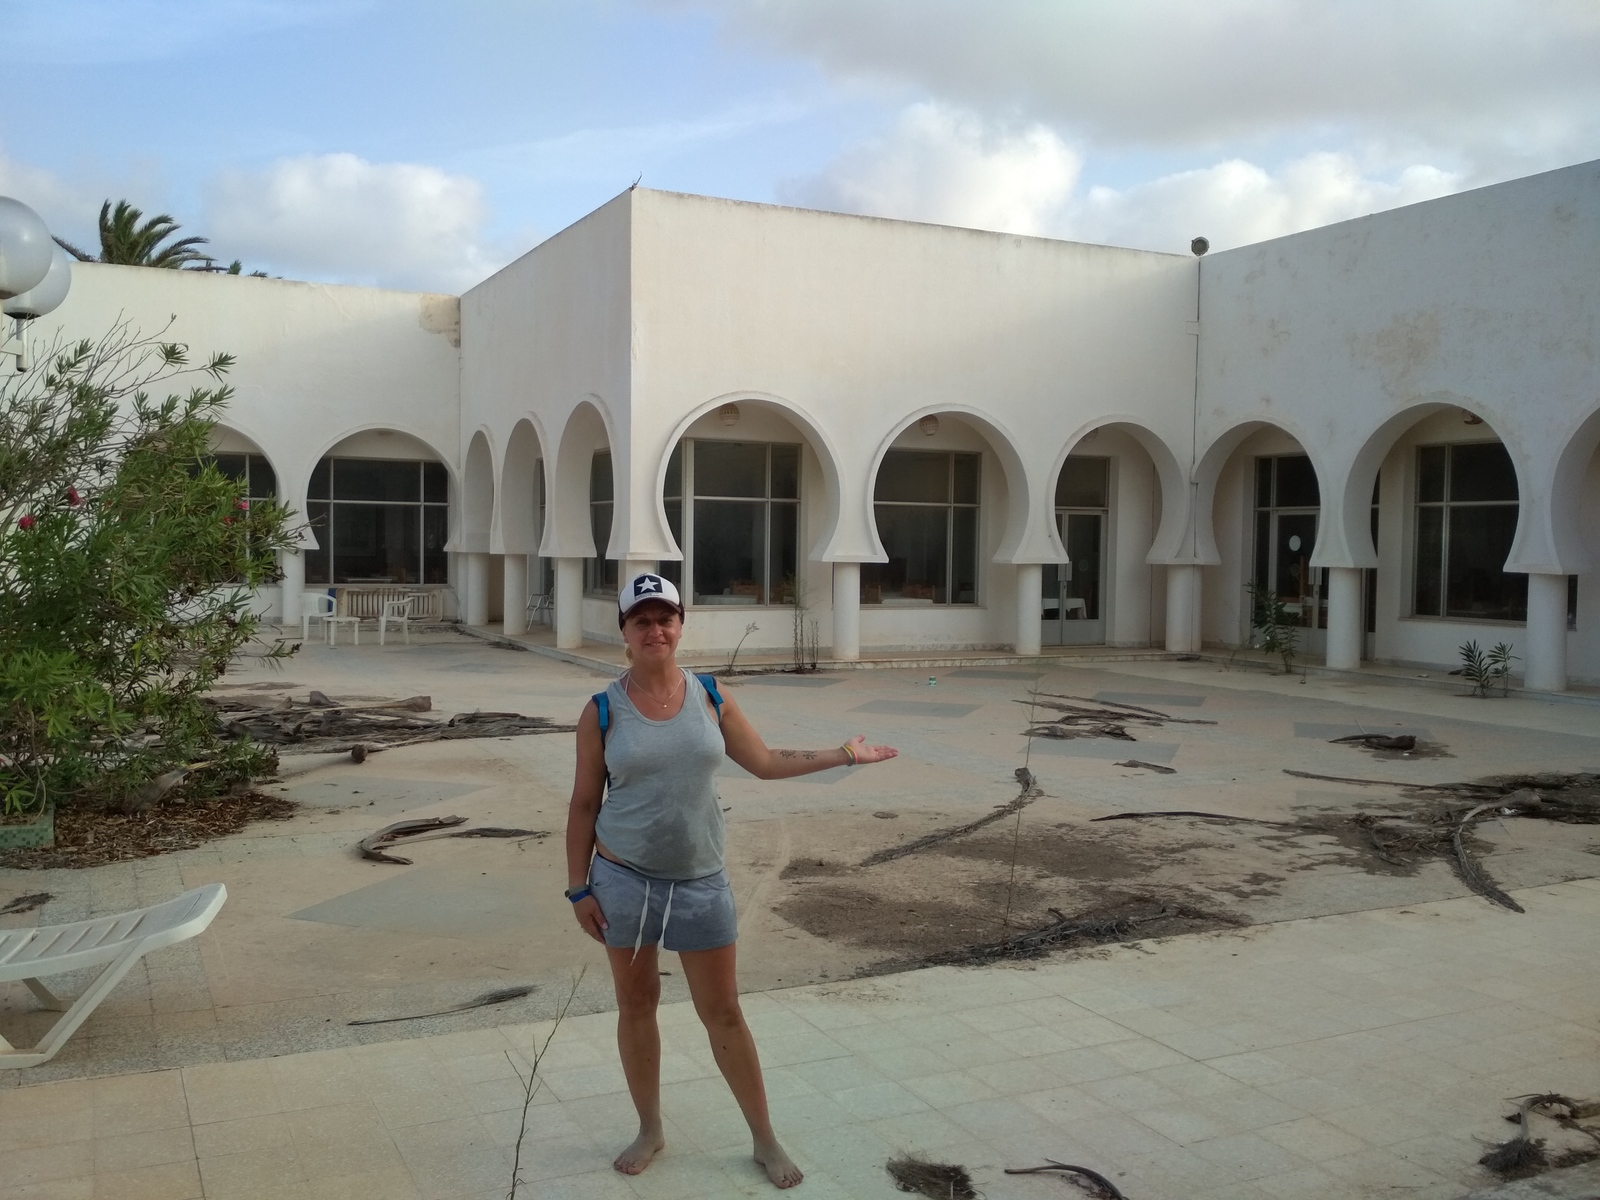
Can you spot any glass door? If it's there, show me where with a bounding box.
[1042,511,1105,645]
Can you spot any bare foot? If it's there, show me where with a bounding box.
[754,1139,803,1189]
[613,1127,665,1175]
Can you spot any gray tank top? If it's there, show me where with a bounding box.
[594,670,727,880]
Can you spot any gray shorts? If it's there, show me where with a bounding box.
[589,854,738,953]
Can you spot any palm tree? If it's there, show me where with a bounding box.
[94,200,210,267]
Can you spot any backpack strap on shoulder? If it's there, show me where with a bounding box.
[593,691,611,742]
[696,674,724,724]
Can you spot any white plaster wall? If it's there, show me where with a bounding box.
[36,263,461,620]
[458,192,632,562]
[1199,160,1600,676]
[625,189,1197,650]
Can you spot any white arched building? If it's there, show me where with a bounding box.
[35,159,1600,690]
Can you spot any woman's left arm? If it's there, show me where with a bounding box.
[717,691,898,780]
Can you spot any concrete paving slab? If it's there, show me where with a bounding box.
[851,699,982,717]
[739,675,843,687]
[288,866,549,941]
[4,883,1597,1200]
[279,776,488,814]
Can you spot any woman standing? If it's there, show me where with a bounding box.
[566,573,898,1189]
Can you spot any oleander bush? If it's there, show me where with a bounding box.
[0,321,294,817]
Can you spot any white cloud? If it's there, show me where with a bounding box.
[207,154,503,291]
[0,150,168,254]
[781,102,1080,236]
[786,105,1466,253]
[657,0,1600,178]
[1070,154,1463,254]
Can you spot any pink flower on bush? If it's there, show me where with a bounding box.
[19,515,35,530]
[235,499,249,511]
[66,487,82,506]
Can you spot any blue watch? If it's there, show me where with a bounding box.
[565,885,592,903]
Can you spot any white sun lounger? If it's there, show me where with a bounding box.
[0,883,226,1068]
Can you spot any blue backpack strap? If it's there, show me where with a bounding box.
[592,690,612,789]
[696,674,724,723]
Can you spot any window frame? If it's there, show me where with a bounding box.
[304,457,449,587]
[864,448,982,607]
[680,439,801,608]
[1410,442,1527,623]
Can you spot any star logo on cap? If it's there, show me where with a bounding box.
[636,576,662,594]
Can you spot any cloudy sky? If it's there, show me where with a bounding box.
[5,0,1598,291]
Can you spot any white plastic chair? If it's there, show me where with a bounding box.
[301,591,336,644]
[379,593,425,645]
[0,884,227,1068]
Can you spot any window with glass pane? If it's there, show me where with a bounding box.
[1413,442,1525,621]
[1252,455,1324,628]
[864,450,980,605]
[303,457,449,585]
[586,450,617,595]
[688,441,799,605]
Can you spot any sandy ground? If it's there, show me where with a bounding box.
[3,628,1599,1083]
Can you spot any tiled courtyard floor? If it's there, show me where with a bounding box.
[4,879,1598,1200]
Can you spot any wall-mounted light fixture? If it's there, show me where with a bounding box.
[1462,409,1484,426]
[717,403,740,427]
[918,414,940,437]
[0,196,73,372]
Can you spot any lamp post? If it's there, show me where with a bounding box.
[0,196,73,371]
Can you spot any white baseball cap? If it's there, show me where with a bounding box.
[618,572,684,619]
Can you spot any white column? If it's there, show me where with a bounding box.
[278,549,304,627]
[464,552,489,626]
[620,559,656,592]
[1014,563,1042,656]
[832,562,860,661]
[555,556,584,649]
[502,554,528,636]
[1524,572,1569,693]
[1324,566,1363,671]
[1164,564,1202,653]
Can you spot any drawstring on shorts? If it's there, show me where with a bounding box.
[630,879,677,964]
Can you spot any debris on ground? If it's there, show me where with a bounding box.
[358,816,547,865]
[1005,1159,1129,1198]
[1331,733,1416,751]
[1115,759,1176,774]
[1282,773,1600,911]
[349,984,540,1026]
[1022,693,1215,744]
[860,769,1040,866]
[0,791,297,870]
[1092,810,1292,826]
[206,691,575,757]
[0,892,52,916]
[885,1154,977,1199]
[1480,1094,1600,1180]
[920,900,1228,968]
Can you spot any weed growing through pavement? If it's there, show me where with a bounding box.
[504,967,586,1200]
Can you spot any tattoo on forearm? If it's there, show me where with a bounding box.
[778,749,797,758]
[775,749,818,761]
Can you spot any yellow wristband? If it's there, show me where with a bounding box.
[841,742,857,765]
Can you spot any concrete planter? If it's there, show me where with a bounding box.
[0,804,55,849]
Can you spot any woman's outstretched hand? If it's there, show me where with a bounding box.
[845,734,898,765]
[572,895,608,943]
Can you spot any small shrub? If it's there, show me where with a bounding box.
[1246,580,1299,673]
[1459,639,1516,697]
[0,321,295,816]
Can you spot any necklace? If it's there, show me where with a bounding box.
[626,670,683,709]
